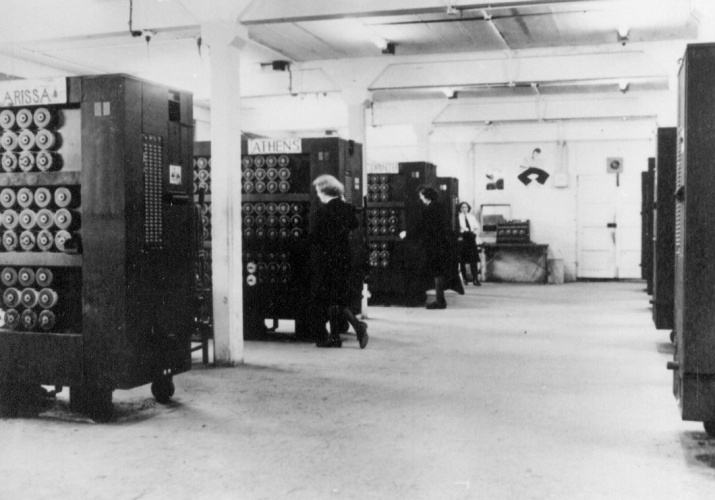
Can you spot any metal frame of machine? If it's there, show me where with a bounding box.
[0,74,195,420]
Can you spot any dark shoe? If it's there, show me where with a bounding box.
[425,301,447,310]
[463,280,469,285]
[316,335,342,348]
[474,281,481,286]
[356,321,369,349]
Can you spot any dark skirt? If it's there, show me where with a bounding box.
[459,232,479,262]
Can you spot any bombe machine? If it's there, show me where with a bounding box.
[240,137,365,340]
[0,75,195,420]
[670,43,715,435]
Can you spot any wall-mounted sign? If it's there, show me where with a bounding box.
[247,138,302,155]
[0,78,67,107]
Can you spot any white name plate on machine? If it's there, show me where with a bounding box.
[247,138,302,155]
[0,78,68,107]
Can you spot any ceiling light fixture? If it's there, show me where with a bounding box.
[617,26,629,46]
[441,87,456,99]
[619,80,630,93]
[382,42,396,55]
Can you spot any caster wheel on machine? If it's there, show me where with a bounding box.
[151,374,175,404]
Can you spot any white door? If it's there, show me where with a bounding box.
[578,175,618,278]
[577,175,642,278]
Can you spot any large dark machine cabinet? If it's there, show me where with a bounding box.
[671,43,715,435]
[367,164,464,305]
[641,158,655,294]
[192,141,213,363]
[436,177,459,231]
[0,75,195,420]
[366,163,437,306]
[241,138,364,341]
[652,128,677,333]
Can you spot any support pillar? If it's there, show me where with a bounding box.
[413,123,434,162]
[201,21,247,365]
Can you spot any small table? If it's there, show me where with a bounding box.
[483,243,549,283]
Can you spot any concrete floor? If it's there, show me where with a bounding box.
[2,281,715,499]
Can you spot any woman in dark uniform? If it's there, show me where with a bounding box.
[401,185,450,309]
[309,174,369,348]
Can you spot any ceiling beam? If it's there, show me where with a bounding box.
[240,0,613,24]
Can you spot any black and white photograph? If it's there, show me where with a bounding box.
[1,1,715,498]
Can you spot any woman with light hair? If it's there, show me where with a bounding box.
[309,174,368,348]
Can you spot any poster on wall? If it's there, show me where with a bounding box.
[486,169,504,190]
[517,147,550,186]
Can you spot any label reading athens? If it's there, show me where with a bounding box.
[247,138,302,155]
[0,78,68,107]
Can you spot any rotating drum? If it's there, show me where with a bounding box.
[17,129,35,150]
[2,209,19,229]
[20,288,39,309]
[16,188,33,208]
[38,288,58,309]
[38,310,56,331]
[0,110,15,130]
[253,156,265,168]
[266,168,279,181]
[34,187,52,208]
[1,152,18,172]
[54,187,73,208]
[2,230,18,251]
[278,180,290,193]
[35,267,53,287]
[54,230,72,252]
[35,151,54,171]
[3,288,21,308]
[19,230,36,251]
[15,109,32,129]
[18,209,37,229]
[34,129,56,150]
[36,209,54,229]
[1,188,17,208]
[277,155,290,167]
[278,168,291,180]
[18,151,35,171]
[37,229,55,252]
[33,108,53,129]
[21,309,38,331]
[1,267,17,287]
[5,309,20,330]
[266,155,278,168]
[18,267,35,287]
[254,168,267,181]
[1,131,18,151]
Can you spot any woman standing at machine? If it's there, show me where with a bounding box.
[457,202,481,286]
[400,185,450,309]
[309,174,369,349]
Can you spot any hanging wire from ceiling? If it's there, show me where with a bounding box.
[128,0,143,37]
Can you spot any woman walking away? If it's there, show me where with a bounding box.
[310,174,369,348]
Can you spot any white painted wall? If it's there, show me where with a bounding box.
[365,119,659,281]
